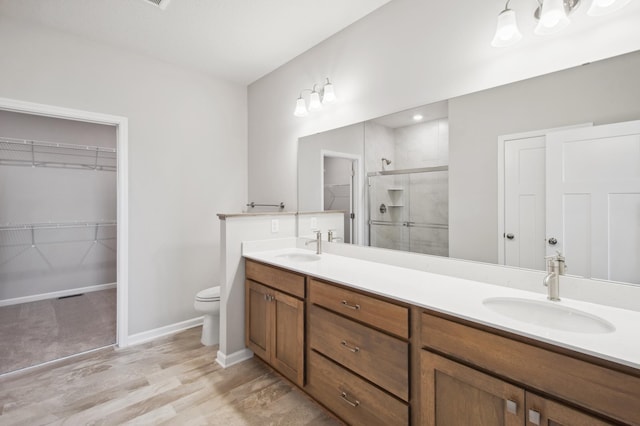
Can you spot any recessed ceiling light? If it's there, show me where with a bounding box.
[413,114,423,121]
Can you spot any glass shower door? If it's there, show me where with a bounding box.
[407,170,449,256]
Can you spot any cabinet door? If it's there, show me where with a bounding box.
[421,351,524,426]
[271,290,305,387]
[245,280,271,361]
[526,393,614,426]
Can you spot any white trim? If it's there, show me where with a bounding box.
[0,283,117,307]
[497,123,593,266]
[320,150,364,245]
[216,348,254,368]
[0,96,129,348]
[127,316,204,347]
[0,344,114,379]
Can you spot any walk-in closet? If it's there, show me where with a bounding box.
[0,110,117,375]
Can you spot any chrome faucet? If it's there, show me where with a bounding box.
[327,229,342,243]
[305,230,322,254]
[543,252,566,301]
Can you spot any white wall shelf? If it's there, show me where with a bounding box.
[0,136,117,171]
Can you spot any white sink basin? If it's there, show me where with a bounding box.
[275,252,321,262]
[483,297,615,334]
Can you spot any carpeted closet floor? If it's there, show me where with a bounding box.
[0,288,116,375]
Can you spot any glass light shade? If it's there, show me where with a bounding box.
[322,83,336,103]
[588,0,631,16]
[491,9,523,47]
[535,0,570,35]
[293,97,308,117]
[308,91,323,111]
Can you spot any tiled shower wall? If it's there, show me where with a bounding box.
[368,119,449,256]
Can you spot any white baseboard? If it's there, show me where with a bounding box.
[125,316,204,347]
[0,282,117,307]
[216,348,253,368]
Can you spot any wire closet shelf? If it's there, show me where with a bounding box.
[0,137,117,171]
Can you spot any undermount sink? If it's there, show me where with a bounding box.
[482,297,615,334]
[275,252,321,262]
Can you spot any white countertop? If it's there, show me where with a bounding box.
[243,247,640,370]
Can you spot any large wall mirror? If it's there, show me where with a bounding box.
[298,50,640,286]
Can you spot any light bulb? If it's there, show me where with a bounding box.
[322,82,336,103]
[294,97,308,117]
[491,9,523,47]
[588,0,631,16]
[535,0,570,35]
[308,91,322,111]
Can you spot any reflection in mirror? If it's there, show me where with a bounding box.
[365,101,449,256]
[297,50,640,285]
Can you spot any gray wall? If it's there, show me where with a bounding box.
[448,50,640,263]
[0,18,247,336]
[0,110,117,301]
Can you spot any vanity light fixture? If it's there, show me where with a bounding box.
[588,0,631,15]
[293,78,336,117]
[491,0,632,47]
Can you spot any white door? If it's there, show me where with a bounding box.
[546,120,640,284]
[504,136,546,270]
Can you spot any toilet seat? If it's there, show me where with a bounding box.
[196,286,220,302]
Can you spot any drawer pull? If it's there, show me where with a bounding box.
[340,391,360,408]
[505,399,517,415]
[340,340,360,353]
[528,409,541,425]
[341,300,360,310]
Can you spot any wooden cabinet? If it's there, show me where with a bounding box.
[309,278,409,338]
[307,350,408,426]
[420,312,636,425]
[245,261,305,387]
[525,393,613,426]
[244,258,638,426]
[421,351,613,426]
[421,351,525,426]
[309,304,408,400]
[307,278,410,425]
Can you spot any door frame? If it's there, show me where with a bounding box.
[0,96,130,348]
[497,123,592,266]
[320,150,363,245]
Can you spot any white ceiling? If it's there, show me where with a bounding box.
[0,0,392,84]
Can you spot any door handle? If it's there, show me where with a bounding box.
[548,237,558,245]
[506,233,515,240]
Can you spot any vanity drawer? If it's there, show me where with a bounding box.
[245,259,305,298]
[309,304,409,401]
[309,278,408,338]
[307,350,409,426]
[421,312,640,426]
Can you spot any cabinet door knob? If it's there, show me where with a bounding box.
[340,391,360,408]
[505,399,518,415]
[340,340,360,353]
[341,300,360,310]
[528,409,541,425]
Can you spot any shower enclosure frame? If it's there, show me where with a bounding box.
[367,165,448,254]
[0,96,130,348]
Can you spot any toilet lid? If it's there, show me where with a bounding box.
[196,286,220,301]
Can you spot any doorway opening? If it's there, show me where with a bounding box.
[0,97,129,375]
[321,151,362,244]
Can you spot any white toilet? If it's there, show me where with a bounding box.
[194,286,221,346]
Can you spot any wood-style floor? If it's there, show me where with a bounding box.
[0,326,343,425]
[0,288,116,375]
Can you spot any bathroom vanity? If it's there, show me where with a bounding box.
[243,246,640,426]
